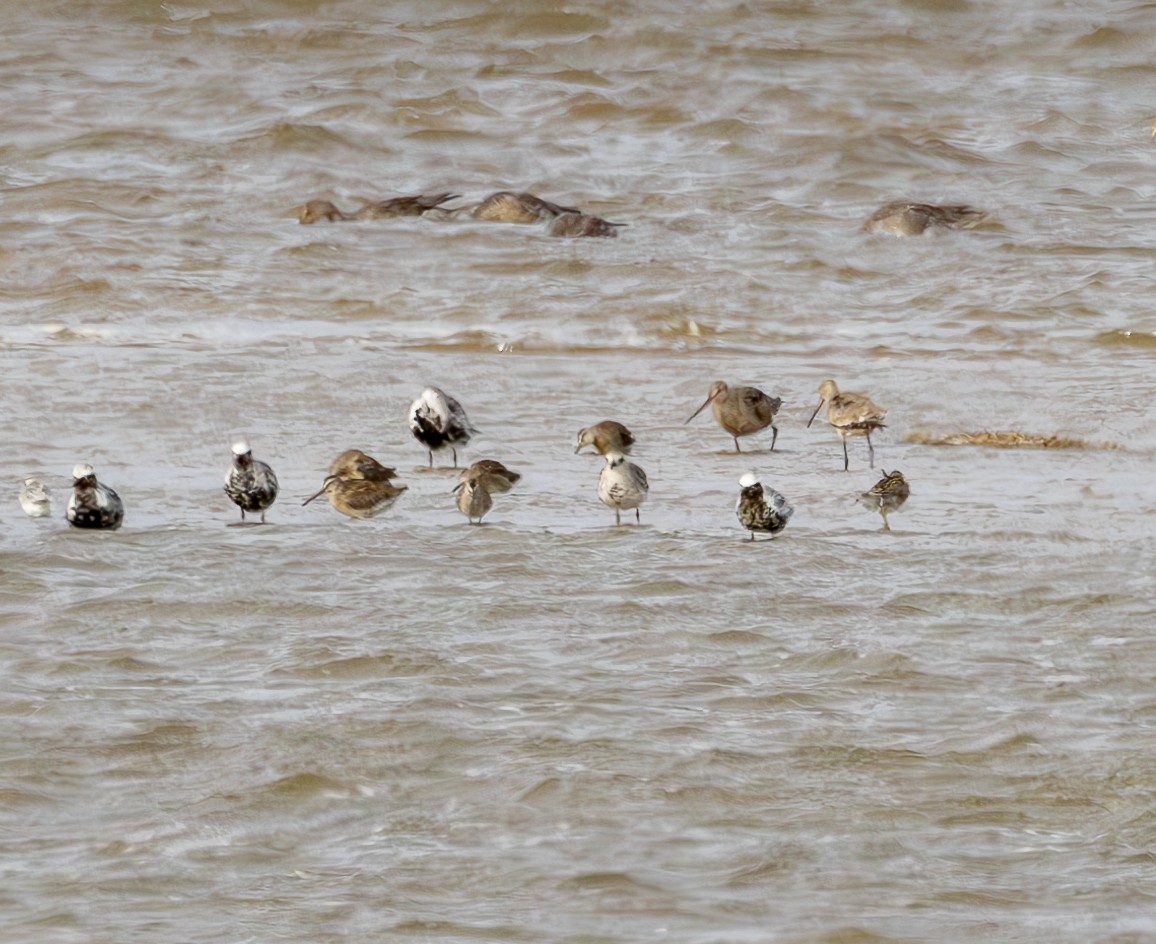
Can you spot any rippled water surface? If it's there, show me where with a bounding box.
[3,1,1156,941]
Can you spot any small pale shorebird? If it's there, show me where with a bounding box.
[409,386,478,468]
[864,202,987,236]
[685,380,782,453]
[735,472,793,540]
[470,191,580,223]
[67,464,124,530]
[456,459,520,494]
[224,440,279,523]
[298,193,459,223]
[575,420,635,457]
[19,478,53,518]
[303,475,407,519]
[327,449,399,482]
[454,474,493,525]
[807,379,887,471]
[859,470,910,531]
[598,450,649,526]
[547,212,624,238]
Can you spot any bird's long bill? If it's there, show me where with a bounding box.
[685,394,715,424]
[302,479,332,506]
[806,398,826,428]
[573,443,586,454]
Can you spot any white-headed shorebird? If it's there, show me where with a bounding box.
[807,379,887,471]
[19,478,53,518]
[409,386,478,468]
[735,472,792,540]
[685,380,782,453]
[597,450,649,526]
[66,464,124,530]
[858,470,909,531]
[575,420,635,457]
[224,440,279,523]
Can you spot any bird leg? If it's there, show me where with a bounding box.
[842,437,850,472]
[770,425,778,452]
[866,431,875,468]
[635,508,641,524]
[733,436,742,453]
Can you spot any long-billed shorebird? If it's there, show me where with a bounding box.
[470,191,580,223]
[598,450,649,526]
[864,202,986,236]
[19,478,53,518]
[807,379,887,471]
[298,193,459,224]
[454,474,494,525]
[327,449,400,482]
[456,459,520,495]
[735,472,793,540]
[858,470,909,531]
[685,381,782,452]
[67,464,124,530]
[224,440,279,523]
[575,420,636,457]
[409,386,478,469]
[303,474,407,519]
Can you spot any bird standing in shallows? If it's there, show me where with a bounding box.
[735,472,793,540]
[19,478,53,518]
[454,474,494,524]
[457,459,520,494]
[326,449,399,482]
[303,475,407,519]
[859,470,909,531]
[470,191,580,223]
[807,379,887,471]
[685,381,782,452]
[297,193,459,223]
[67,465,124,530]
[409,386,478,468]
[224,440,279,523]
[864,202,987,236]
[598,450,649,525]
[575,420,635,457]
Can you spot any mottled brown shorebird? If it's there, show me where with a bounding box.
[858,470,909,531]
[597,450,649,526]
[327,449,399,482]
[470,191,580,223]
[454,474,493,525]
[575,420,635,457]
[409,386,479,468]
[807,379,887,471]
[298,193,458,224]
[735,472,793,541]
[456,459,520,495]
[547,213,624,238]
[303,475,407,519]
[685,381,782,453]
[864,202,986,236]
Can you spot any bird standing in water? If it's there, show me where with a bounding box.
[807,379,887,471]
[864,202,987,236]
[298,193,459,223]
[685,381,782,453]
[858,470,909,531]
[67,464,124,530]
[454,474,494,525]
[303,475,407,519]
[19,478,53,518]
[597,450,649,525]
[735,472,793,540]
[409,386,478,468]
[575,420,636,457]
[456,459,521,494]
[224,440,279,523]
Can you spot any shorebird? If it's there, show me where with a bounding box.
[303,475,407,519]
[471,191,580,223]
[597,450,649,525]
[864,202,987,236]
[685,381,782,452]
[807,379,887,471]
[224,440,279,523]
[575,420,635,457]
[456,459,520,495]
[327,449,399,482]
[66,464,124,530]
[19,478,53,518]
[859,470,909,531]
[298,193,459,224]
[735,472,793,540]
[454,474,493,525]
[409,386,478,468]
[547,213,624,238]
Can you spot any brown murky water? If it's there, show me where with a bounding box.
[4,1,1156,941]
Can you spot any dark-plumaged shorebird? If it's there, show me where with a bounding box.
[409,386,478,468]
[67,464,124,530]
[454,474,493,525]
[456,459,520,495]
[864,202,987,236]
[575,420,635,457]
[597,450,649,526]
[224,440,279,523]
[303,474,407,519]
[735,472,793,540]
[470,191,580,224]
[807,379,887,472]
[858,470,909,531]
[19,477,53,518]
[685,380,782,453]
[547,212,624,238]
[297,193,459,224]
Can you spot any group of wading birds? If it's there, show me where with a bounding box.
[21,378,909,540]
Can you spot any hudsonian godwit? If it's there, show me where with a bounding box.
[685,381,782,453]
[807,379,887,472]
